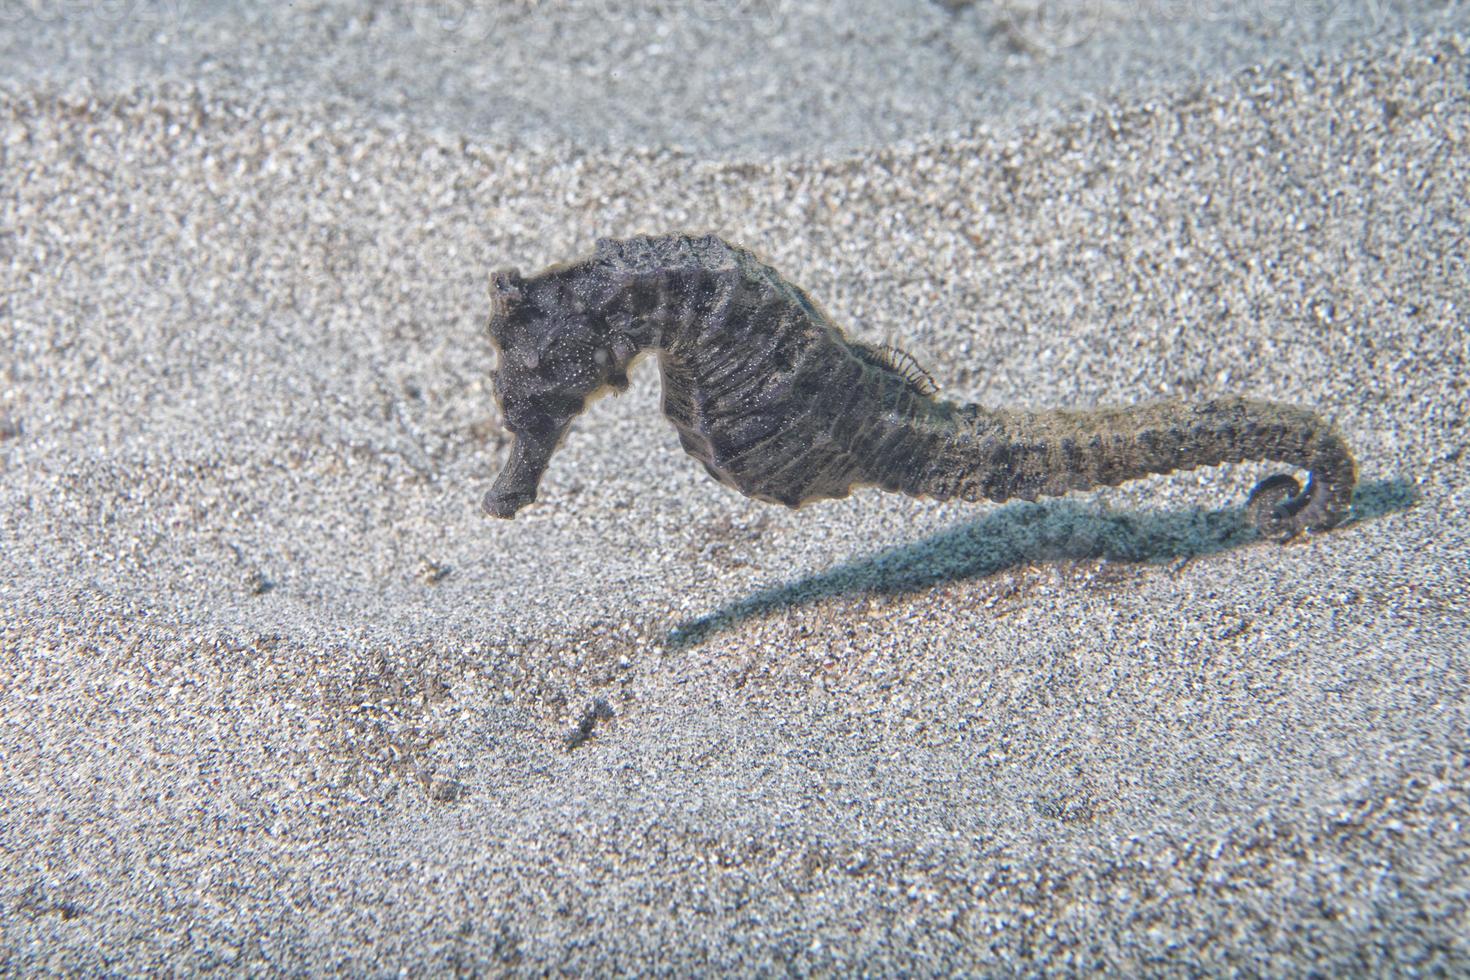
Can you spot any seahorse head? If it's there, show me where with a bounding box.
[483,264,636,517]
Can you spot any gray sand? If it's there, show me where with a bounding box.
[2,3,1469,973]
[1,0,1464,155]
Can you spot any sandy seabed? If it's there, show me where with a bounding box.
[2,1,1468,973]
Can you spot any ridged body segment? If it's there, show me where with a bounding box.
[483,234,1356,541]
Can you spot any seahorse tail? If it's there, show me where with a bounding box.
[924,396,1355,541]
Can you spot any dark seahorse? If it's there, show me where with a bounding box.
[482,234,1356,542]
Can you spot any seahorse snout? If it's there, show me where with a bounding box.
[483,433,556,519]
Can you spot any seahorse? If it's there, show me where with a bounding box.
[482,235,1356,542]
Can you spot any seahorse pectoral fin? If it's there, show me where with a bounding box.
[483,433,556,519]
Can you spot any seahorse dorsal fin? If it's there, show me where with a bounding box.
[854,342,939,396]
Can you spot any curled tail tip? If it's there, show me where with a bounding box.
[1247,474,1305,542]
[1247,473,1352,542]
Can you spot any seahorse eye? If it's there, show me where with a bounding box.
[488,270,527,347]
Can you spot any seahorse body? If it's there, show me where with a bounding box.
[483,235,1356,541]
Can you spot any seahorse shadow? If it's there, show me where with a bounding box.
[666,479,1415,649]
